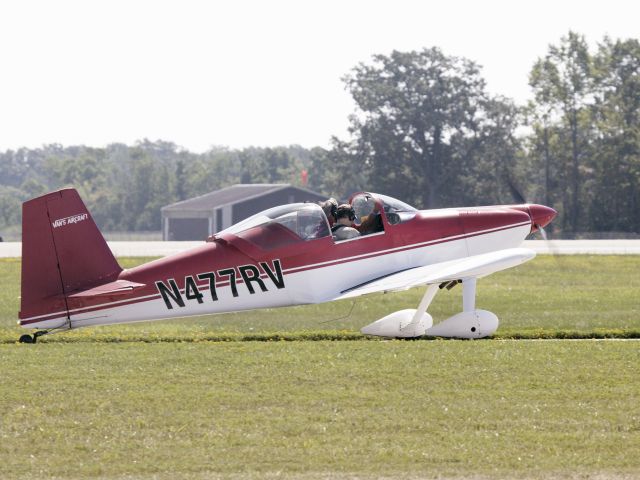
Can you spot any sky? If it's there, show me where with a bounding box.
[0,0,638,153]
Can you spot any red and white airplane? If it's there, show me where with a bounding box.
[18,188,556,343]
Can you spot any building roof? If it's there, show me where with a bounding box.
[161,184,323,212]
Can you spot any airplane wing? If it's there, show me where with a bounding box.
[335,247,535,300]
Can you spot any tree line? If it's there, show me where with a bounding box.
[1,31,638,239]
[0,141,320,235]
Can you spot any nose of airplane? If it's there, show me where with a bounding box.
[528,204,557,229]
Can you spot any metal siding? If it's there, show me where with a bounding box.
[163,217,169,241]
[222,205,233,230]
[215,208,223,233]
[162,210,211,219]
[168,218,211,241]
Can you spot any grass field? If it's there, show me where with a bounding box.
[1,256,639,341]
[1,341,639,479]
[1,256,639,479]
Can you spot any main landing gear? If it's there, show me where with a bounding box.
[360,277,500,339]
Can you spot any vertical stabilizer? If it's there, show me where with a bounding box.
[20,188,122,324]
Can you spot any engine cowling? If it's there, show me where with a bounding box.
[424,310,499,339]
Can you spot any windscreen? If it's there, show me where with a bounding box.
[375,194,417,213]
[374,194,418,224]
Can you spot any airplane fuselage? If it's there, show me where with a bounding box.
[20,205,535,331]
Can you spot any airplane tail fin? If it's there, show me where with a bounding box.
[19,188,122,324]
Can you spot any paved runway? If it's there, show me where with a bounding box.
[522,239,640,255]
[1,239,640,258]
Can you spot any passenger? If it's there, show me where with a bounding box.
[331,204,360,241]
[357,211,384,235]
[319,197,338,226]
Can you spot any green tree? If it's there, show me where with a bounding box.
[174,159,187,201]
[590,37,640,232]
[529,31,593,232]
[0,186,24,226]
[308,142,368,201]
[20,178,48,198]
[340,48,516,208]
[456,97,524,206]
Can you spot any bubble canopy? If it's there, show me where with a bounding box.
[219,203,331,241]
[217,193,418,246]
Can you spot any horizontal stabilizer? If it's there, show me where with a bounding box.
[68,280,146,298]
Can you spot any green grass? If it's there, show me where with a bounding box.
[2,257,639,478]
[1,341,639,479]
[1,256,639,342]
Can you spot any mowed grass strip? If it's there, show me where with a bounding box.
[0,341,639,479]
[1,255,639,342]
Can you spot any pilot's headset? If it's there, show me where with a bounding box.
[336,204,356,222]
[321,198,338,220]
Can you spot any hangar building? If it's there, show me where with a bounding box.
[161,183,326,241]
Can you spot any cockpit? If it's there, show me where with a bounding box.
[215,193,418,249]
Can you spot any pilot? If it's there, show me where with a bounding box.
[319,198,338,226]
[331,204,360,241]
[357,211,383,235]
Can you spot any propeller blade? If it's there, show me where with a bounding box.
[536,224,548,241]
[506,174,527,204]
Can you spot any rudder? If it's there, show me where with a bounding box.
[20,188,122,325]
